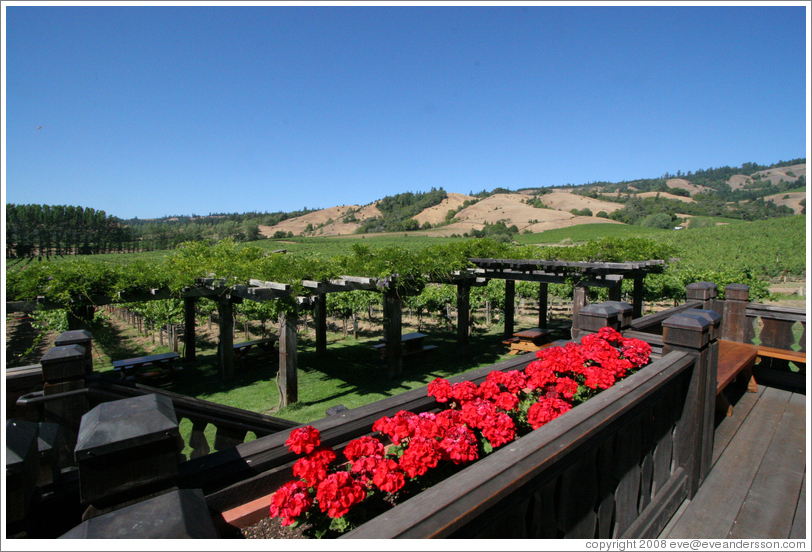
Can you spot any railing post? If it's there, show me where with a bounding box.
[577,302,623,336]
[603,300,633,331]
[6,420,40,529]
[662,309,719,498]
[74,393,184,518]
[685,282,718,313]
[53,330,93,375]
[721,283,751,343]
[40,343,89,466]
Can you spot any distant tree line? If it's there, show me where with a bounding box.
[5,204,322,258]
[6,204,138,258]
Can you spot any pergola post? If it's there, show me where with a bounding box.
[538,282,548,329]
[608,280,623,302]
[503,280,515,338]
[278,310,298,407]
[314,293,327,356]
[456,282,471,356]
[632,277,645,319]
[218,296,234,380]
[571,283,588,339]
[383,291,403,378]
[183,297,196,361]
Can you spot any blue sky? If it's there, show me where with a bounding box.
[3,2,809,220]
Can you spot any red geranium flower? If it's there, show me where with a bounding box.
[292,446,336,487]
[450,380,479,402]
[285,426,321,455]
[428,377,453,403]
[527,397,572,430]
[481,412,516,448]
[494,391,519,412]
[371,457,406,493]
[399,436,442,477]
[555,376,579,399]
[343,436,385,462]
[316,472,366,519]
[477,379,502,400]
[438,423,479,464]
[270,480,313,526]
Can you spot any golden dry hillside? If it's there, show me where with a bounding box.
[258,163,805,237]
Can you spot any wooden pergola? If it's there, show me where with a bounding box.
[6,257,666,407]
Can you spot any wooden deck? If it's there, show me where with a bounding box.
[660,384,806,539]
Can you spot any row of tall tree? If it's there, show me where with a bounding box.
[6,204,137,259]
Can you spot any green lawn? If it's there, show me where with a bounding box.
[86,305,564,456]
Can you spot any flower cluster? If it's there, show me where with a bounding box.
[269,327,650,535]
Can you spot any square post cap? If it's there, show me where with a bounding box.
[40,344,86,365]
[75,394,179,461]
[602,301,633,328]
[6,420,40,474]
[724,283,750,302]
[662,310,715,349]
[578,302,622,332]
[54,330,92,346]
[59,488,219,539]
[686,282,718,300]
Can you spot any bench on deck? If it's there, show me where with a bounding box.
[112,352,181,383]
[233,336,278,362]
[715,340,807,417]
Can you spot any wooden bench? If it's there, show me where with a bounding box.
[715,341,807,417]
[233,337,278,362]
[374,333,436,360]
[112,352,181,382]
[505,328,554,355]
[755,345,806,366]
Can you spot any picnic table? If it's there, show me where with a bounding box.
[373,332,437,359]
[503,328,554,355]
[112,352,181,382]
[233,336,278,362]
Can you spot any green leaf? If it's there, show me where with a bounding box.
[329,515,352,533]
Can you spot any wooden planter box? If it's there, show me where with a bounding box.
[202,343,708,540]
[342,350,700,539]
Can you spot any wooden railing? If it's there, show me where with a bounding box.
[629,300,704,335]
[86,379,299,458]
